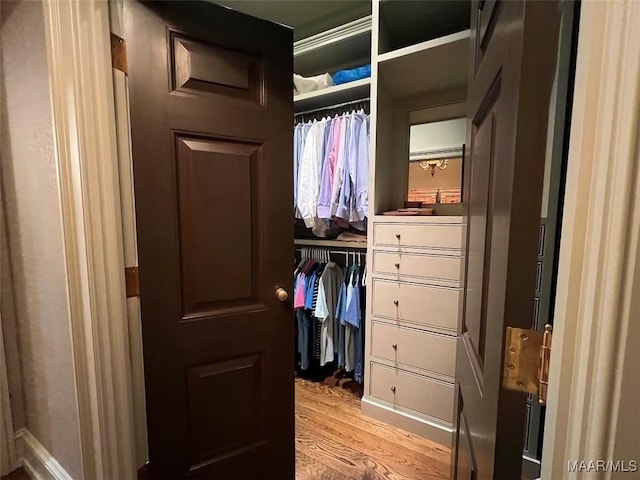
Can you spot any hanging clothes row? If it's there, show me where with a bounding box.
[294,247,366,384]
[294,105,371,238]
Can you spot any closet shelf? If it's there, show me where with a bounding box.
[294,78,370,112]
[378,0,470,54]
[378,30,470,98]
[294,16,372,77]
[295,238,368,250]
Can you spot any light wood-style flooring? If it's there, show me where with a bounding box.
[295,377,450,480]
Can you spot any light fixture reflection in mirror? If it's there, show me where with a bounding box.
[408,117,465,205]
[418,158,449,176]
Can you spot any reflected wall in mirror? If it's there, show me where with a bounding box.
[408,117,465,205]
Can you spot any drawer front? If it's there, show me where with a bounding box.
[369,363,454,422]
[373,223,462,250]
[373,250,460,282]
[372,279,459,331]
[371,322,455,377]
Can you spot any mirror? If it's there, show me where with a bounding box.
[408,118,465,205]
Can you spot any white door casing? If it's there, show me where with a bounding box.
[41,0,639,478]
[542,1,640,478]
[42,0,137,478]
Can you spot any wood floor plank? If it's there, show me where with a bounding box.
[296,390,450,466]
[295,377,450,480]
[300,407,445,480]
[296,424,412,480]
[296,450,347,480]
[295,379,450,461]
[298,404,448,480]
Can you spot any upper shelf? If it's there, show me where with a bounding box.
[378,0,471,54]
[294,16,372,77]
[294,78,370,112]
[378,30,470,99]
[294,238,368,250]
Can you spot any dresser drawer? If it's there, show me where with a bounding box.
[373,223,462,250]
[372,279,459,331]
[369,363,454,422]
[371,322,455,377]
[373,250,460,282]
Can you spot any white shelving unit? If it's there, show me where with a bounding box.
[378,30,470,98]
[360,0,471,448]
[294,16,372,77]
[294,238,367,250]
[294,78,370,112]
[377,0,470,54]
[292,2,471,448]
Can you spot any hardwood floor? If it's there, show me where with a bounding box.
[295,377,450,480]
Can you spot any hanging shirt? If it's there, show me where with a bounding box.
[355,116,370,222]
[294,273,306,309]
[312,120,336,236]
[344,270,361,328]
[335,275,348,368]
[297,121,326,228]
[336,112,364,225]
[296,123,313,219]
[294,124,302,217]
[314,262,343,366]
[330,114,350,217]
[317,116,342,219]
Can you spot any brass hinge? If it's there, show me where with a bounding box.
[503,324,552,405]
[110,33,127,74]
[124,267,139,298]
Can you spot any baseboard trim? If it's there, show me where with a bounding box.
[14,429,73,480]
[361,396,453,447]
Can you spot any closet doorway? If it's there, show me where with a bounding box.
[121,0,576,478]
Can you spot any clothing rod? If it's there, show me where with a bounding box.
[294,97,370,117]
[295,247,367,254]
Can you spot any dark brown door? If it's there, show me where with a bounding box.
[125,2,293,478]
[452,1,560,479]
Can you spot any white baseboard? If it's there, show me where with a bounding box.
[361,396,453,447]
[14,429,73,480]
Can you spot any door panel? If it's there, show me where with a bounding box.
[176,135,263,316]
[452,1,560,479]
[126,2,293,478]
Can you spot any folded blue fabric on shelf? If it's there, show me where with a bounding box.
[332,64,371,85]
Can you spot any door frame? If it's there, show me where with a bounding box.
[541,1,640,477]
[41,1,137,478]
[41,1,639,479]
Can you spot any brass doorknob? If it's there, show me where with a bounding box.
[275,288,288,302]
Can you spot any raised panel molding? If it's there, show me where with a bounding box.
[186,354,266,470]
[175,135,265,318]
[170,31,263,104]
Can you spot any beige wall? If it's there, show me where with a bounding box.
[1,1,82,478]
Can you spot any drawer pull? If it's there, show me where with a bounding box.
[393,300,399,306]
[391,386,396,393]
[394,263,400,269]
[395,233,401,239]
[392,343,398,350]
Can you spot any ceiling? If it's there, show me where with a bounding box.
[209,0,372,40]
